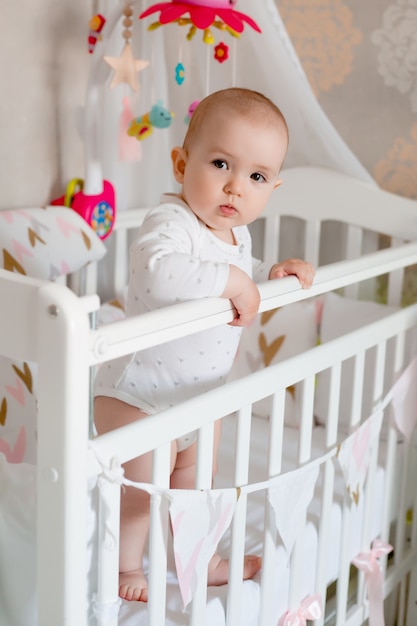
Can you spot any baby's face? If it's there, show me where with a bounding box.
[174,111,287,240]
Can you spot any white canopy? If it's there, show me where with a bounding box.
[84,0,373,211]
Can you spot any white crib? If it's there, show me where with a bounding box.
[1,167,417,626]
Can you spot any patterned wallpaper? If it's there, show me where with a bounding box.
[278,0,417,201]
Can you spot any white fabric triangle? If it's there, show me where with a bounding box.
[168,488,238,607]
[267,464,319,556]
[386,355,417,440]
[336,410,383,504]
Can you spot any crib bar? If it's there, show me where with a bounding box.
[394,443,411,565]
[288,509,308,609]
[196,422,215,488]
[289,377,315,610]
[189,424,214,626]
[259,501,280,625]
[259,390,286,625]
[226,405,252,626]
[325,364,342,447]
[372,341,386,410]
[262,212,280,266]
[387,237,407,306]
[349,351,365,431]
[344,225,363,299]
[96,479,121,626]
[268,390,286,476]
[336,499,354,626]
[298,375,315,463]
[304,219,321,267]
[314,458,336,626]
[148,443,171,626]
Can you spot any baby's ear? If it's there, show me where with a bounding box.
[171,146,187,183]
[273,178,283,190]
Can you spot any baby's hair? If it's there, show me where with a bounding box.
[183,87,288,152]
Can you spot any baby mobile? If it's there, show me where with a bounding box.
[138,0,262,124]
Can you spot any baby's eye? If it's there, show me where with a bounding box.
[212,159,228,170]
[251,172,266,182]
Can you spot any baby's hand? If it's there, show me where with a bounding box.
[222,265,260,327]
[269,259,315,289]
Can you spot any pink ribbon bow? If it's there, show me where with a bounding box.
[279,594,322,626]
[352,538,393,626]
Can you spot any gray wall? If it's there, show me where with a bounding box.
[1,0,90,209]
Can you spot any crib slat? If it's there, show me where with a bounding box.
[259,390,286,625]
[336,497,354,626]
[387,237,407,306]
[148,443,171,626]
[189,424,214,626]
[344,225,363,300]
[349,351,365,431]
[226,405,252,626]
[96,479,121,626]
[326,363,341,447]
[288,508,308,610]
[304,219,321,267]
[298,375,316,463]
[196,422,215,487]
[314,458,336,626]
[262,213,280,266]
[289,376,315,612]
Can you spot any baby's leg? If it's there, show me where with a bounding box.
[171,421,262,586]
[94,397,175,602]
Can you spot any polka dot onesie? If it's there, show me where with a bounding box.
[94,194,268,448]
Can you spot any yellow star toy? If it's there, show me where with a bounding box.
[104,42,149,91]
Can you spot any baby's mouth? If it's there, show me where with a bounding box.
[219,204,237,217]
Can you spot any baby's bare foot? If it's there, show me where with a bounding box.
[207,553,262,586]
[119,568,148,602]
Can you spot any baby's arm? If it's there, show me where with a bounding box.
[268,258,315,289]
[221,265,260,327]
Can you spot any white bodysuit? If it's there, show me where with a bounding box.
[94,195,268,450]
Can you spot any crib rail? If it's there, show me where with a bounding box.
[88,240,417,366]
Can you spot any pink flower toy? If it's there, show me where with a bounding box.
[139,0,261,45]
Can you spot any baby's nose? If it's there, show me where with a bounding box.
[224,176,242,197]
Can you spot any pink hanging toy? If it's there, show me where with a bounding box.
[139,0,261,44]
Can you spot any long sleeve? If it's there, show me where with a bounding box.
[128,199,230,312]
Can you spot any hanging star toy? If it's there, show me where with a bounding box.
[104,2,149,91]
[139,0,261,45]
[105,43,149,90]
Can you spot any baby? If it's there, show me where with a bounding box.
[94,87,315,602]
